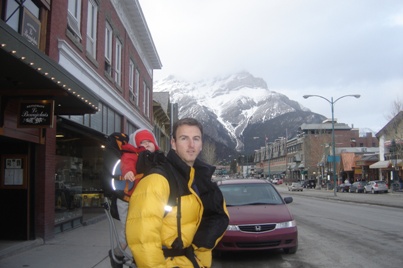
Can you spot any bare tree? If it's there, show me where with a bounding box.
[387,98,403,121]
[385,99,403,162]
[200,140,217,165]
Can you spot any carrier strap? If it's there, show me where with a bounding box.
[162,246,199,268]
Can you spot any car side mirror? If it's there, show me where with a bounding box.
[284,197,293,204]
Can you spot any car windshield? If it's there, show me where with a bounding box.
[219,183,284,206]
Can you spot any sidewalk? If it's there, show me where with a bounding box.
[276,184,403,209]
[0,213,119,268]
[0,188,402,268]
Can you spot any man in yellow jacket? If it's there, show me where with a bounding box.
[126,118,229,268]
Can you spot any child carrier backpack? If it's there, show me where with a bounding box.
[106,132,138,202]
[105,132,178,206]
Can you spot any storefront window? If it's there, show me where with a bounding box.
[55,121,106,231]
[55,155,83,227]
[5,0,40,32]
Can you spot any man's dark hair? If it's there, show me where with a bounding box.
[171,118,203,140]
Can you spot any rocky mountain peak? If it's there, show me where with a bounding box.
[154,72,325,157]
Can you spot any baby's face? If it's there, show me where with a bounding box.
[140,140,156,152]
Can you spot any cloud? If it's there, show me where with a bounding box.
[139,0,403,132]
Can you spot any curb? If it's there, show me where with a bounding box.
[0,238,43,260]
[0,213,107,260]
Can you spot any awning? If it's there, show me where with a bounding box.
[0,20,99,116]
[370,160,391,169]
[341,152,356,171]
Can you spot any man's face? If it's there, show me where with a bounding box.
[171,125,202,166]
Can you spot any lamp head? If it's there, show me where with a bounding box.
[353,94,361,98]
[303,95,311,99]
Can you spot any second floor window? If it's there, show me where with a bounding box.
[86,0,98,58]
[146,86,150,117]
[67,0,82,39]
[129,60,135,102]
[114,38,122,86]
[6,0,40,32]
[104,22,113,76]
[135,69,140,106]
[142,81,150,116]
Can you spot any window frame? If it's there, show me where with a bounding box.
[135,69,140,106]
[67,0,83,39]
[114,38,122,86]
[86,0,98,58]
[104,21,113,76]
[142,81,147,114]
[146,85,150,117]
[129,59,135,102]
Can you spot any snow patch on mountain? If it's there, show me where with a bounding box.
[154,72,307,141]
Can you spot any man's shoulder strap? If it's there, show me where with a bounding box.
[149,163,178,207]
[137,151,179,206]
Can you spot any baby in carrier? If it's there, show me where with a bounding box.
[109,129,159,268]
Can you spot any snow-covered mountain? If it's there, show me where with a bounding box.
[154,72,325,157]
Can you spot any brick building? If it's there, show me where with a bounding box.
[0,0,165,242]
[254,119,379,185]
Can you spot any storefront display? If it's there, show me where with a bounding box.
[55,122,106,231]
[55,155,83,227]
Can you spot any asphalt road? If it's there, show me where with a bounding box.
[212,185,403,268]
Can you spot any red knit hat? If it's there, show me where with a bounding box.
[132,129,159,150]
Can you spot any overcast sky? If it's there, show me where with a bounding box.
[139,0,403,133]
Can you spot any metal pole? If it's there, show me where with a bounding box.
[303,94,360,196]
[268,144,271,179]
[331,97,337,197]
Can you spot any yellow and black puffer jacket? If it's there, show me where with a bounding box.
[126,149,229,268]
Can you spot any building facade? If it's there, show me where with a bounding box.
[370,111,403,188]
[0,0,163,241]
[254,120,379,186]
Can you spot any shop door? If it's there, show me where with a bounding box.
[0,138,31,240]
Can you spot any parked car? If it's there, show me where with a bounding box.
[364,180,388,194]
[288,182,303,191]
[215,179,298,254]
[301,179,316,189]
[349,181,368,193]
[336,182,351,192]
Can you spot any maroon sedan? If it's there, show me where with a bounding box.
[215,179,298,254]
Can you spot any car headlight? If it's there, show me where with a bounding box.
[276,220,296,229]
[226,225,240,231]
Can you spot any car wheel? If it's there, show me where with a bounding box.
[284,246,298,254]
[371,188,375,194]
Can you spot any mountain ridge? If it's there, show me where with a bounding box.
[154,72,326,157]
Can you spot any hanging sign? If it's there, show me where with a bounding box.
[18,100,54,128]
[21,8,41,47]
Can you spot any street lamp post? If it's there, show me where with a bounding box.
[303,94,360,196]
